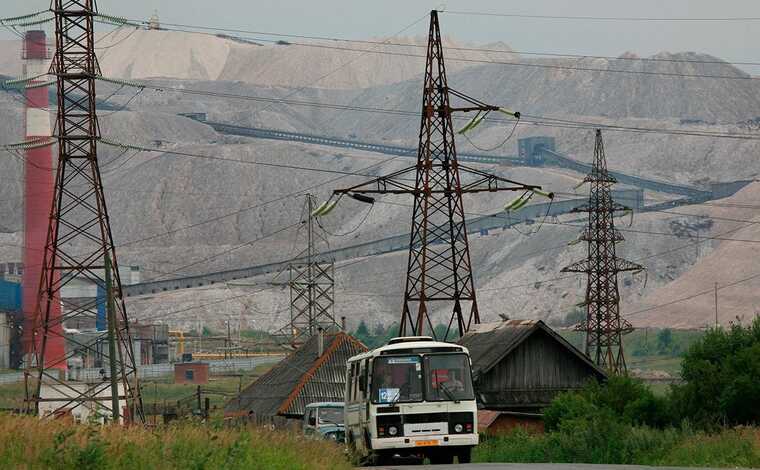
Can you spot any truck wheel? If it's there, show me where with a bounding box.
[456,446,472,463]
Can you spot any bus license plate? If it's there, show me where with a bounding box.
[414,440,439,447]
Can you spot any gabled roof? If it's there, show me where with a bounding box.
[458,319,607,379]
[225,332,366,418]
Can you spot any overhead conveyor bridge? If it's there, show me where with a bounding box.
[194,117,711,199]
[205,121,521,165]
[123,190,643,297]
[120,119,750,298]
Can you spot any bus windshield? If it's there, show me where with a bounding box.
[424,354,475,402]
[371,355,423,403]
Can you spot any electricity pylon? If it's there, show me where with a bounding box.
[276,195,337,346]
[330,11,550,341]
[562,130,644,374]
[24,0,143,422]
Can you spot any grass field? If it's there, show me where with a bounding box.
[627,355,683,375]
[0,363,274,413]
[0,414,350,469]
[140,365,271,414]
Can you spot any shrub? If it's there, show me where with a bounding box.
[673,317,760,427]
[543,375,670,430]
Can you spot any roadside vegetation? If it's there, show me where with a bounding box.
[476,318,760,467]
[0,414,351,470]
[558,310,706,376]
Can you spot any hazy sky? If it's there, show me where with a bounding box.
[4,0,760,70]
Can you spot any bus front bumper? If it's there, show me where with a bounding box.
[371,433,478,450]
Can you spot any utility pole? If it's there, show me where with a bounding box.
[226,319,232,359]
[562,130,644,375]
[24,0,143,422]
[328,10,551,341]
[714,282,719,327]
[105,254,119,422]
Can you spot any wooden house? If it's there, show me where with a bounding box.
[458,319,606,412]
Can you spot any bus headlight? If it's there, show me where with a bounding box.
[388,425,398,436]
[454,423,463,433]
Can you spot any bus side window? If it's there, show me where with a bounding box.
[360,359,369,398]
[357,361,365,400]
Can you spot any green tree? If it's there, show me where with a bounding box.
[672,317,760,427]
[354,320,371,345]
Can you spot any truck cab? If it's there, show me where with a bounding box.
[303,402,345,442]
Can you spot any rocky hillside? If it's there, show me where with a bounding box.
[0,32,512,89]
[1,28,759,330]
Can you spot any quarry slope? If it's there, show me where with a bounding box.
[0,28,758,330]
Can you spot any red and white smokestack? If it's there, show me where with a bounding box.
[22,30,65,371]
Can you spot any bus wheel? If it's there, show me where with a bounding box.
[456,446,472,463]
[429,449,454,464]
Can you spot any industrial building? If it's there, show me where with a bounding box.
[458,319,606,412]
[0,260,153,369]
[0,278,22,369]
[174,362,209,385]
[225,331,366,424]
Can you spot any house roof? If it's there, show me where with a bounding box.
[225,332,366,418]
[457,319,607,380]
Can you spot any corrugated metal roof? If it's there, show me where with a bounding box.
[458,319,606,379]
[458,321,536,378]
[224,332,366,418]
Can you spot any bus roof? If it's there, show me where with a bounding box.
[347,337,469,362]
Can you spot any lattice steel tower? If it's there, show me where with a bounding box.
[278,195,337,346]
[562,130,643,374]
[24,0,143,422]
[332,11,549,340]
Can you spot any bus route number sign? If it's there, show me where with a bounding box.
[378,388,400,403]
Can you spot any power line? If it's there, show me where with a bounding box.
[624,271,760,318]
[99,15,760,68]
[116,154,402,249]
[89,77,760,141]
[441,10,760,22]
[145,222,301,282]
[125,199,760,322]
[99,138,393,177]
[120,24,758,81]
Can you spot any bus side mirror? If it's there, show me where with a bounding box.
[359,375,366,392]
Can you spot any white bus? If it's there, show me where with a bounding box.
[344,336,478,465]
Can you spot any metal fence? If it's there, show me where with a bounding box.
[0,355,284,385]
